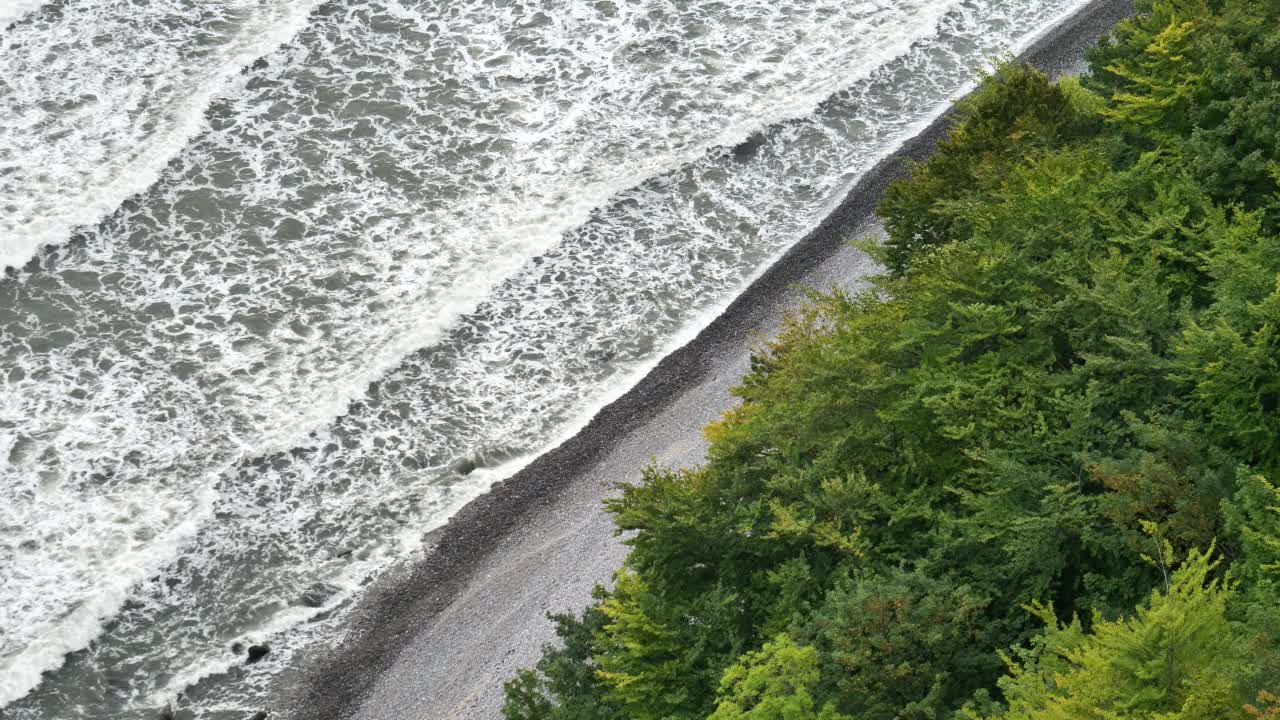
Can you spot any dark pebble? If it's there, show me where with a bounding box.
[246,644,270,664]
[449,457,478,476]
[731,131,767,161]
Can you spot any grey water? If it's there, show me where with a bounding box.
[1,0,1090,717]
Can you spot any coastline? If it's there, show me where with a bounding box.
[284,2,1136,717]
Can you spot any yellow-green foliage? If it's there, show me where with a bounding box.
[1101,10,1205,140]
[709,636,851,720]
[989,546,1250,719]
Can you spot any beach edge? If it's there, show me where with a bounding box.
[283,2,1136,717]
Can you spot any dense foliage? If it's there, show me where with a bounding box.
[504,2,1280,718]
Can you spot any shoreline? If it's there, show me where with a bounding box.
[284,2,1135,717]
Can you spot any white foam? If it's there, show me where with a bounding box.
[263,0,965,453]
[0,0,324,271]
[0,481,220,707]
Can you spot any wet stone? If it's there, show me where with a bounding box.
[245,644,270,664]
[449,457,478,476]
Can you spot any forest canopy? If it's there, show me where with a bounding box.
[504,1,1280,718]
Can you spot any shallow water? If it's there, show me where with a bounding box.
[1,0,1089,716]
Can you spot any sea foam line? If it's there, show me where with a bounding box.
[0,480,221,707]
[0,0,326,272]
[238,0,968,463]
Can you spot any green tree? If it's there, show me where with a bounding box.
[801,569,995,720]
[1098,4,1206,142]
[709,636,852,720]
[1223,470,1280,688]
[877,62,1100,275]
[988,545,1251,720]
[502,603,617,720]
